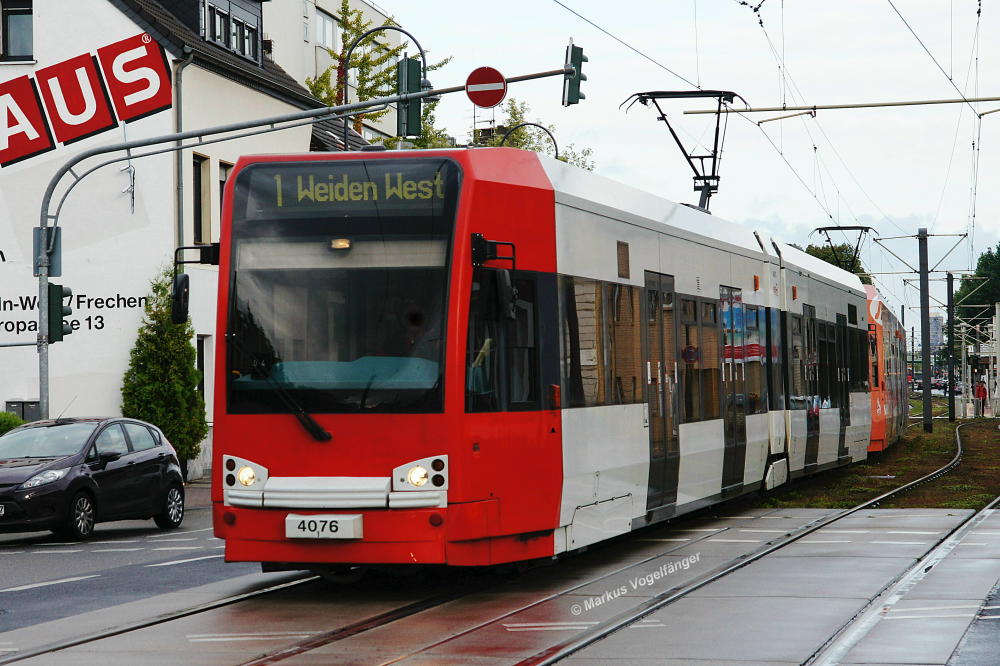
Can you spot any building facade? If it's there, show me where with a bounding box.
[0,0,371,477]
[263,0,400,143]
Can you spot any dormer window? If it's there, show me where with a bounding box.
[206,2,259,63]
[209,5,229,47]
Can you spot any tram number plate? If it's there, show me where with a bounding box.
[285,514,362,539]
[0,504,5,517]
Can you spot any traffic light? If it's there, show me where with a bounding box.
[396,57,421,137]
[562,41,587,106]
[47,283,72,343]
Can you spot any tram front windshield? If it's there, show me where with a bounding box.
[227,158,460,414]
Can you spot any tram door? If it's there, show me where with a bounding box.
[643,272,679,511]
[721,286,747,491]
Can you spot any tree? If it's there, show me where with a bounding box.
[482,98,596,171]
[306,0,406,136]
[805,243,872,284]
[121,268,208,478]
[954,241,1000,330]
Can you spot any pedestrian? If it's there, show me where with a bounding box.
[975,380,988,417]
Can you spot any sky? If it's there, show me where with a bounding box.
[399,0,1000,340]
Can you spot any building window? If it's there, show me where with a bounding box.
[316,9,337,50]
[1,0,32,60]
[193,154,208,245]
[208,5,229,47]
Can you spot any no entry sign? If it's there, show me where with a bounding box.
[465,67,507,108]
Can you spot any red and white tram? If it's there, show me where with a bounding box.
[207,148,905,570]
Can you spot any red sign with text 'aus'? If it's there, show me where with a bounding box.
[0,33,171,167]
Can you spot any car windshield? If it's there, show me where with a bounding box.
[0,422,97,459]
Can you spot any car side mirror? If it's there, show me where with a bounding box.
[98,451,121,465]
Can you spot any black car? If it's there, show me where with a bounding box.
[0,418,185,539]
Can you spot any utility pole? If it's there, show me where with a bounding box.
[947,272,956,421]
[918,228,932,432]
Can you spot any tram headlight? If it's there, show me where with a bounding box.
[406,465,429,487]
[237,466,257,486]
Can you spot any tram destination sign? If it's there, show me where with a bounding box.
[243,160,456,219]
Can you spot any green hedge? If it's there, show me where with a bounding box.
[0,412,25,436]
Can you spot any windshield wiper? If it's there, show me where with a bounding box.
[229,333,332,442]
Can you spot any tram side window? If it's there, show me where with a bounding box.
[849,328,869,392]
[558,276,642,408]
[803,305,819,406]
[766,308,784,410]
[607,283,642,404]
[701,302,721,419]
[744,306,767,414]
[560,276,605,407]
[466,269,540,412]
[870,331,879,388]
[818,322,838,408]
[680,299,701,421]
[788,314,807,409]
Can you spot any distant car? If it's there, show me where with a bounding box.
[0,418,184,539]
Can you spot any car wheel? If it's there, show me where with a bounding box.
[60,492,96,540]
[154,484,184,529]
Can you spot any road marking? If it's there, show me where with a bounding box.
[214,545,225,549]
[820,530,870,534]
[30,550,83,554]
[153,546,201,551]
[34,542,78,547]
[957,543,989,546]
[887,605,980,612]
[982,606,1000,610]
[884,613,977,620]
[870,538,928,546]
[739,529,787,533]
[188,632,318,642]
[888,530,940,535]
[145,554,223,567]
[148,538,198,542]
[709,538,761,543]
[503,622,598,632]
[148,527,212,538]
[93,540,138,544]
[639,538,690,542]
[978,615,1000,619]
[718,515,758,519]
[799,539,853,543]
[0,552,24,555]
[672,528,723,532]
[92,548,144,552]
[1,575,99,592]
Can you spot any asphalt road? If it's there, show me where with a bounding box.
[0,484,260,633]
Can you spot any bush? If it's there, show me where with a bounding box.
[121,267,208,476]
[0,412,25,436]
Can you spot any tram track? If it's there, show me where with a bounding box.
[0,424,969,665]
[0,574,319,665]
[512,422,966,665]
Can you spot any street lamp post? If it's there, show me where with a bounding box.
[341,26,435,149]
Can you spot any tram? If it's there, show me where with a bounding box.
[865,285,907,452]
[203,148,906,570]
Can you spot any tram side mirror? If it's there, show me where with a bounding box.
[495,269,517,320]
[171,273,190,325]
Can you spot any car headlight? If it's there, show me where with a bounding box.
[237,466,256,486]
[406,465,429,487]
[19,468,69,489]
